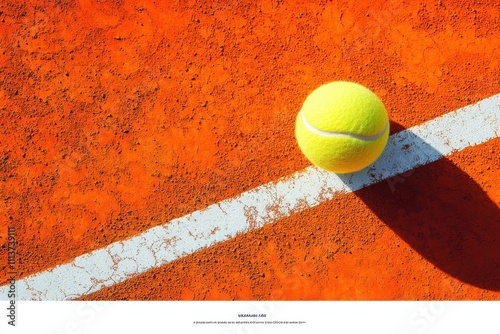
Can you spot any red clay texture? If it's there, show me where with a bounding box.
[0,0,499,300]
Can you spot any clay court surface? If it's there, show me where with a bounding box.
[0,0,499,300]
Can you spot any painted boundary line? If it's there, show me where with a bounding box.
[1,94,499,300]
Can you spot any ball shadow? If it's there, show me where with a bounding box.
[353,121,500,291]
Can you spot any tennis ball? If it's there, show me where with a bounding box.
[295,81,389,173]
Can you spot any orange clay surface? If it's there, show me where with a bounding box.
[0,0,499,300]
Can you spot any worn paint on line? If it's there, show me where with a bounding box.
[0,94,499,300]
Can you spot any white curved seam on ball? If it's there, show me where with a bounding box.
[301,110,388,141]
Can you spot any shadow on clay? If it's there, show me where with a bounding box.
[353,120,500,291]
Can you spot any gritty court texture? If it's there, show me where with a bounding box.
[0,0,499,300]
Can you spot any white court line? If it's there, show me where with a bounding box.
[1,94,499,300]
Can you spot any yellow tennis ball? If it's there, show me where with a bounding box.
[295,81,389,173]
